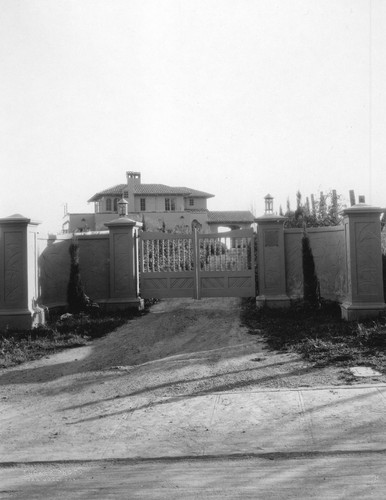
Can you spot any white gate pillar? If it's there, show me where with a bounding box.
[255,196,290,308]
[0,214,42,329]
[341,203,386,320]
[105,217,143,310]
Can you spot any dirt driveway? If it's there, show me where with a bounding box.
[3,297,386,498]
[0,297,364,462]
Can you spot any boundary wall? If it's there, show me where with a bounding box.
[0,215,142,329]
[1,203,385,328]
[256,203,385,321]
[284,226,346,302]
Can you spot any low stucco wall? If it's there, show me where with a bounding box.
[38,233,110,307]
[285,226,346,302]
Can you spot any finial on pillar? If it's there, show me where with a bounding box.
[264,194,274,215]
[118,198,129,217]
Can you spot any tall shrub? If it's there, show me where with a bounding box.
[67,241,89,314]
[285,189,344,228]
[302,232,320,308]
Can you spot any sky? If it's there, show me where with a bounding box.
[1,0,385,233]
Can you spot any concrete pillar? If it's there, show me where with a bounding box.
[0,214,42,329]
[255,213,290,308]
[105,217,143,310]
[341,203,386,320]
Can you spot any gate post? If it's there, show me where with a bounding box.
[193,228,200,300]
[105,217,144,310]
[255,195,290,308]
[0,214,43,329]
[340,203,386,320]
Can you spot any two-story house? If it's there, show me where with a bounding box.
[62,171,254,233]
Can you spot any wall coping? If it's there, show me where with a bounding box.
[39,232,110,241]
[284,225,345,234]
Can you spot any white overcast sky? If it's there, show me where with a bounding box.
[1,0,385,232]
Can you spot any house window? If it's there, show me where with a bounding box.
[140,198,146,211]
[165,198,176,211]
[189,198,194,206]
[113,198,119,212]
[123,191,128,199]
[106,198,112,211]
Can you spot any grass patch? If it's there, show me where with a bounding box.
[241,298,386,373]
[0,308,145,369]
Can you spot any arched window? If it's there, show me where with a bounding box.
[106,198,112,211]
[191,219,202,232]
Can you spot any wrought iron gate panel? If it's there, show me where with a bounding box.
[140,229,255,299]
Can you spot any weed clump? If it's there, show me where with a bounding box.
[241,298,386,373]
[0,309,142,369]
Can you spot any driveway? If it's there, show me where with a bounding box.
[1,297,386,498]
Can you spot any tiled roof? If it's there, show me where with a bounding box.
[176,187,214,198]
[184,208,209,213]
[88,184,214,202]
[88,184,126,201]
[207,211,255,224]
[136,184,192,195]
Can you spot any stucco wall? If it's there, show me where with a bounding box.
[77,235,110,301]
[38,233,110,307]
[38,235,72,306]
[285,226,346,302]
[133,195,185,212]
[184,198,207,210]
[62,213,95,233]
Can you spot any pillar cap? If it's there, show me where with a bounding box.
[340,203,386,216]
[105,217,143,228]
[0,214,41,225]
[255,213,287,223]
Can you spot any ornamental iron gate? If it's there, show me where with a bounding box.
[139,228,255,299]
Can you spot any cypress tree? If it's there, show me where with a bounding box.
[67,241,88,314]
[382,253,386,304]
[302,233,320,308]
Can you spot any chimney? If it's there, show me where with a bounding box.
[126,171,141,186]
[125,172,141,213]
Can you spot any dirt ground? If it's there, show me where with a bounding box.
[1,297,372,395]
[2,297,386,498]
[1,297,381,409]
[1,296,384,458]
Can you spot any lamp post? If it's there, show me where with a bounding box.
[118,198,129,217]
